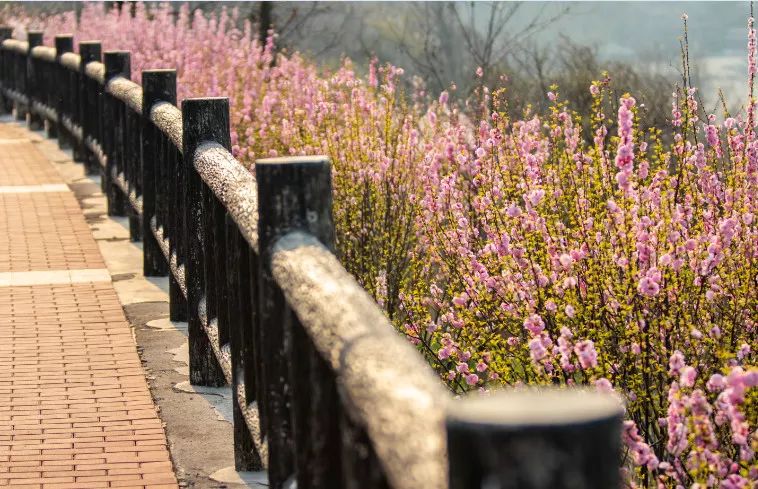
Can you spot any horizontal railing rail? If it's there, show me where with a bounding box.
[0,27,623,489]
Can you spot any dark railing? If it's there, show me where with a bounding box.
[0,28,623,489]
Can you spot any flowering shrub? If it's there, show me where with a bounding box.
[402,81,757,485]
[6,3,756,486]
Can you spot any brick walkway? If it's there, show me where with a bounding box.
[0,123,178,488]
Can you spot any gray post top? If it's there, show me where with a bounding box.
[448,387,623,428]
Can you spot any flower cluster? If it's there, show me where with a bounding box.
[8,4,756,487]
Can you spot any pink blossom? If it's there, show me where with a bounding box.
[595,378,614,393]
[528,337,547,361]
[705,122,720,150]
[720,474,750,489]
[707,374,726,392]
[574,340,597,370]
[622,421,659,470]
[750,16,757,76]
[523,314,545,335]
[506,203,521,217]
[669,351,686,376]
[637,276,660,297]
[680,366,697,387]
[736,343,751,360]
[575,340,598,369]
[525,189,545,207]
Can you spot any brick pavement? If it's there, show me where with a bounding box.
[0,123,178,489]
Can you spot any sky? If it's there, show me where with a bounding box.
[525,1,751,108]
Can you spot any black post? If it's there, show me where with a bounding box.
[227,216,263,471]
[182,97,227,386]
[0,27,14,114]
[52,35,74,142]
[446,388,623,489]
[167,92,188,322]
[103,51,129,217]
[75,41,101,171]
[339,411,387,488]
[13,35,25,121]
[141,69,174,277]
[168,146,187,322]
[54,34,74,149]
[124,85,141,242]
[44,53,58,139]
[255,155,336,489]
[26,31,44,130]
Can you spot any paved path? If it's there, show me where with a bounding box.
[0,122,178,488]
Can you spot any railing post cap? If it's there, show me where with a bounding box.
[182,96,228,106]
[103,51,130,80]
[103,51,130,61]
[447,387,623,428]
[79,41,102,64]
[103,50,130,65]
[26,30,44,46]
[142,69,178,107]
[142,69,177,86]
[181,97,230,121]
[255,152,335,254]
[181,97,231,155]
[54,35,74,54]
[446,387,623,489]
[256,155,330,166]
[181,98,230,130]
[143,68,176,74]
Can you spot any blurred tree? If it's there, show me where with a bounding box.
[370,2,569,96]
[243,1,355,58]
[507,38,680,139]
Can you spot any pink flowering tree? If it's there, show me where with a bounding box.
[7,4,756,487]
